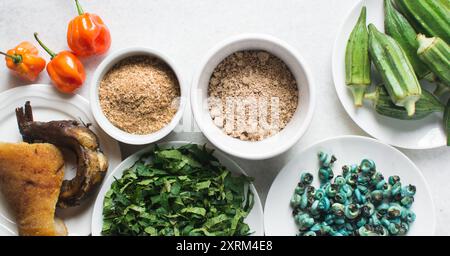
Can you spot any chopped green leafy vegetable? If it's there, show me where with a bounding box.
[102,144,254,236]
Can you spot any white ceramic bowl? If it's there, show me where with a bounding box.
[91,141,265,236]
[191,34,316,160]
[90,47,187,145]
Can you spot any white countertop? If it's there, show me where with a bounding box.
[1,0,449,235]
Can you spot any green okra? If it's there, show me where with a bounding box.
[365,85,444,120]
[368,24,422,117]
[384,0,430,79]
[417,34,450,87]
[345,6,371,107]
[421,73,450,97]
[434,83,450,97]
[394,0,450,43]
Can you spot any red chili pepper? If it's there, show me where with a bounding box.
[0,42,46,81]
[34,33,86,94]
[67,0,111,57]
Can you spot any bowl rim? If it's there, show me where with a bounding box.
[90,47,187,145]
[190,33,316,160]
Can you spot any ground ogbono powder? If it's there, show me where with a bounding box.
[208,50,298,141]
[99,56,180,135]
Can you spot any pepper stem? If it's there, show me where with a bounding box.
[349,85,367,107]
[0,51,22,64]
[34,32,56,59]
[75,0,84,15]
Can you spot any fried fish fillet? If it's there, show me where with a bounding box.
[0,143,67,236]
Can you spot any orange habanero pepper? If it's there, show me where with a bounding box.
[0,42,46,81]
[67,0,111,57]
[34,33,86,94]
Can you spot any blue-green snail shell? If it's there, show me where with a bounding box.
[344,204,360,219]
[318,151,336,167]
[360,159,376,174]
[388,175,401,185]
[300,172,314,185]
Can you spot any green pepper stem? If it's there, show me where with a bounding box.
[75,0,84,15]
[34,32,56,59]
[0,51,22,64]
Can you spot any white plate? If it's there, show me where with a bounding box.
[0,224,15,236]
[265,135,436,236]
[332,0,447,149]
[0,84,122,236]
[92,141,264,236]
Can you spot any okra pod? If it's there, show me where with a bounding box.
[368,24,422,116]
[417,34,450,87]
[365,85,444,120]
[345,6,371,107]
[394,0,450,43]
[384,0,430,79]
